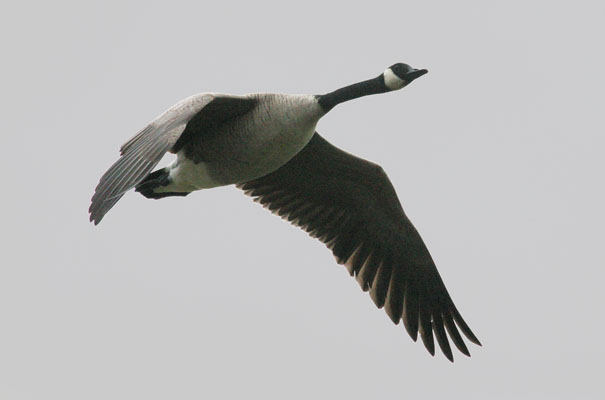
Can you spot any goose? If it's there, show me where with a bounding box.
[89,63,481,361]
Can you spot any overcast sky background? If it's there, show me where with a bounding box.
[2,1,604,399]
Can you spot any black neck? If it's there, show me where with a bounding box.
[316,75,388,113]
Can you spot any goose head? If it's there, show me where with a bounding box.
[383,63,429,91]
[316,62,429,113]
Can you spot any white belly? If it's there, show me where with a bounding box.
[166,153,223,191]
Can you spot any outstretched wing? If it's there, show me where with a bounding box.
[89,93,217,224]
[237,132,481,361]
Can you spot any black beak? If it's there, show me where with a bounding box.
[404,68,428,82]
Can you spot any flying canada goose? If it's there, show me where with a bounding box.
[89,63,481,361]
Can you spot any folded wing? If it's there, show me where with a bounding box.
[237,132,481,361]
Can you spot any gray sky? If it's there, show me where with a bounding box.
[2,1,604,398]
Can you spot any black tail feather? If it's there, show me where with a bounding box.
[135,168,190,199]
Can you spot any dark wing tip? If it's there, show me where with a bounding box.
[403,323,419,342]
[450,306,482,346]
[89,212,99,225]
[432,312,454,361]
[443,310,471,356]
[89,190,127,225]
[89,203,105,225]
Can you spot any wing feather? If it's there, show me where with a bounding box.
[237,132,480,361]
[89,94,215,224]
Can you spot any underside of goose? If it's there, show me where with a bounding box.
[89,63,480,362]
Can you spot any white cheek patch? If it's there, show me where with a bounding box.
[383,68,406,90]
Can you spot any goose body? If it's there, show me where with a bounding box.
[162,93,323,193]
[89,63,481,361]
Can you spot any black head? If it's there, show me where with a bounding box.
[384,63,428,90]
